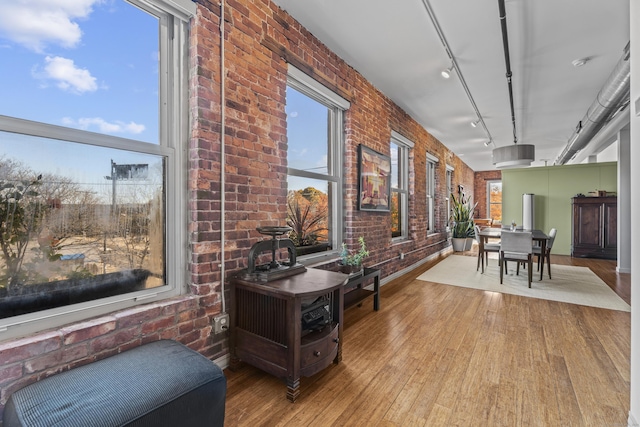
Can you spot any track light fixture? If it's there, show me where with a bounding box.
[441,65,453,79]
[471,119,480,128]
[484,140,492,147]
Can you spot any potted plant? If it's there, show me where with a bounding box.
[449,191,477,251]
[339,236,369,276]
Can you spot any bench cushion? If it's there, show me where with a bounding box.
[4,340,226,427]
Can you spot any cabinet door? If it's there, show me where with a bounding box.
[573,201,603,250]
[603,200,617,254]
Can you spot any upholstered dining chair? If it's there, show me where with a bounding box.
[499,231,533,288]
[474,224,499,273]
[533,228,557,279]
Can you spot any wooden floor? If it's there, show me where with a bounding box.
[223,253,631,426]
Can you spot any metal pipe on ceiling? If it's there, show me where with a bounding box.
[554,42,630,165]
[498,0,517,144]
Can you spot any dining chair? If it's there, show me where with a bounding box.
[499,231,533,288]
[533,228,557,279]
[474,225,499,273]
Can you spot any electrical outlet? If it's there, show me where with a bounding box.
[213,313,229,334]
[399,252,405,260]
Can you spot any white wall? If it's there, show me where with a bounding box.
[629,1,639,425]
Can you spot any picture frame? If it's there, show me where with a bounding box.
[358,144,391,211]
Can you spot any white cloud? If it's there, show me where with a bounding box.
[62,117,146,135]
[0,0,100,52]
[33,56,97,93]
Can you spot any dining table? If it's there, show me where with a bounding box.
[477,227,550,281]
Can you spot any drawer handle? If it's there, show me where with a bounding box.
[333,338,340,344]
[313,351,321,357]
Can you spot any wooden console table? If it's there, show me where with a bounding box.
[230,268,348,402]
[344,267,380,311]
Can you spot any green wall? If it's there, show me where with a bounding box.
[501,162,617,255]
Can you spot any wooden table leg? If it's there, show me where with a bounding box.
[539,239,546,281]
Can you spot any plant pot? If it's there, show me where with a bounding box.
[451,237,469,252]
[339,264,363,278]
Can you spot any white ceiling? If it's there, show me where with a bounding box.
[271,0,630,171]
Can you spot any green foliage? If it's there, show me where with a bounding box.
[286,187,328,247]
[449,191,477,238]
[66,267,94,281]
[340,236,369,266]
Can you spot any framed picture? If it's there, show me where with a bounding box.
[358,144,391,211]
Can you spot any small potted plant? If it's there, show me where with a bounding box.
[339,236,369,276]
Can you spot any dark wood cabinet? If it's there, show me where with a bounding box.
[230,268,347,402]
[572,196,617,259]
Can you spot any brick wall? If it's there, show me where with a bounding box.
[0,0,475,419]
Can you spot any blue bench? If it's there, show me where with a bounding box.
[4,340,226,427]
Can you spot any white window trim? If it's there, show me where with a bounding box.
[0,0,192,340]
[486,180,502,222]
[286,66,348,264]
[445,165,454,231]
[426,154,438,233]
[391,131,412,242]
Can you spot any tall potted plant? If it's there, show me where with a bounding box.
[449,191,477,251]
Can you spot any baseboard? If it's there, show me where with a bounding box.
[380,247,452,286]
[214,352,230,370]
[629,411,639,427]
[617,266,631,274]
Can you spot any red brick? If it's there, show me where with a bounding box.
[61,317,117,345]
[0,332,61,365]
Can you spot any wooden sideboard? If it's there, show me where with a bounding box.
[230,268,348,402]
[571,196,617,259]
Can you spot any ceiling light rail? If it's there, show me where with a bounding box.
[420,0,493,146]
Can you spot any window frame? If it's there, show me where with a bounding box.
[286,65,349,264]
[486,180,503,223]
[0,0,193,340]
[445,165,454,231]
[426,153,438,233]
[390,131,413,241]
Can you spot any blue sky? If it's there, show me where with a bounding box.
[286,86,331,191]
[0,0,160,192]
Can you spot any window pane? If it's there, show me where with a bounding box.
[286,176,332,254]
[0,1,159,144]
[0,132,165,319]
[489,181,503,222]
[286,86,329,175]
[390,143,399,189]
[391,191,401,237]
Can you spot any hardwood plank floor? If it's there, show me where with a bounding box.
[223,253,630,426]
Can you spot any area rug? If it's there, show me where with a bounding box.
[416,255,630,312]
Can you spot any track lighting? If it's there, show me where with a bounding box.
[441,65,453,79]
[484,140,492,147]
[471,119,480,128]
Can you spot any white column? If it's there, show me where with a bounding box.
[629,1,640,425]
[617,125,630,273]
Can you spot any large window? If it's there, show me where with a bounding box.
[286,66,349,260]
[446,166,454,230]
[0,0,193,338]
[426,153,438,233]
[487,180,503,223]
[390,131,413,240]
